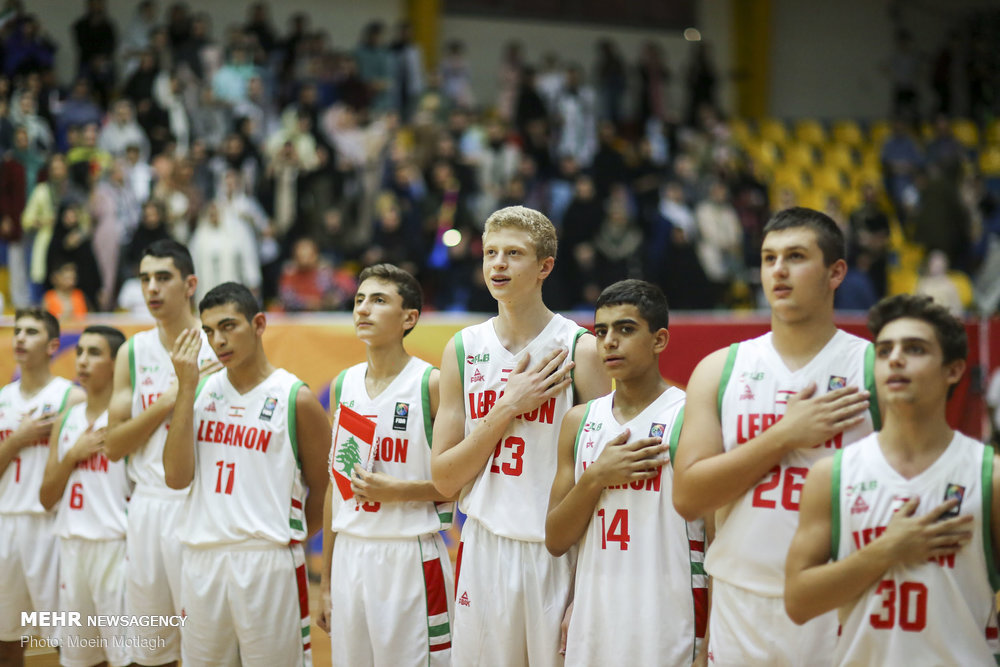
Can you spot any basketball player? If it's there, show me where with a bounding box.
[164,282,330,666]
[0,309,82,666]
[39,325,132,667]
[106,240,218,667]
[673,207,878,666]
[317,264,456,665]
[431,206,610,666]
[546,280,708,666]
[786,294,999,664]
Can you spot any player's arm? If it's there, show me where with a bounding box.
[294,385,332,537]
[316,483,334,634]
[673,348,870,520]
[39,416,104,510]
[106,341,176,462]
[162,330,202,489]
[432,338,573,497]
[547,414,667,556]
[351,368,457,504]
[571,333,611,404]
[0,409,58,479]
[784,458,974,624]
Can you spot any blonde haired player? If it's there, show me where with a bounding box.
[0,309,82,664]
[105,240,219,667]
[547,280,709,666]
[318,263,456,665]
[40,325,132,667]
[673,208,878,666]
[432,205,610,666]
[786,294,1000,665]
[164,282,330,666]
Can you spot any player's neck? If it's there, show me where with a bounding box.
[877,408,954,479]
[612,371,669,423]
[18,362,53,396]
[156,309,200,350]
[225,352,276,395]
[770,317,838,371]
[364,343,410,382]
[85,384,112,422]
[494,296,553,353]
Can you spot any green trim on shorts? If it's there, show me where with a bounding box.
[717,343,739,417]
[982,446,1000,591]
[831,449,844,562]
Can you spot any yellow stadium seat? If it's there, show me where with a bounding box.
[799,189,829,211]
[772,165,810,191]
[868,120,891,147]
[794,119,827,147]
[858,146,882,172]
[831,120,864,148]
[745,138,782,172]
[850,165,883,191]
[986,120,1000,145]
[811,166,848,193]
[758,118,789,145]
[823,143,857,171]
[978,145,1000,176]
[783,142,818,169]
[728,118,753,148]
[951,119,979,148]
[839,189,861,213]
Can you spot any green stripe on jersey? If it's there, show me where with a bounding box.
[570,327,587,386]
[690,562,706,576]
[864,343,881,429]
[333,370,347,412]
[717,343,739,417]
[421,366,434,445]
[128,338,136,391]
[288,381,305,467]
[573,401,595,463]
[831,449,844,562]
[290,518,304,532]
[668,407,685,466]
[453,332,465,387]
[56,385,72,414]
[428,622,450,638]
[195,374,211,398]
[982,446,1000,591]
[438,512,453,524]
[54,408,73,452]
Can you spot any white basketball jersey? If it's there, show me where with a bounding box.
[832,432,1000,666]
[329,357,453,538]
[53,406,132,540]
[706,330,877,596]
[179,368,308,547]
[128,328,217,494]
[457,314,587,542]
[567,388,706,666]
[0,377,74,515]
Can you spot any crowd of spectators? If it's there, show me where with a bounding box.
[0,0,998,318]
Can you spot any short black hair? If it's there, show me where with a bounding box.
[142,239,195,278]
[199,282,260,322]
[868,294,967,365]
[357,264,423,336]
[81,325,126,359]
[15,308,60,340]
[595,279,669,332]
[762,207,845,266]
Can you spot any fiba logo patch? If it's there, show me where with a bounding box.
[649,423,666,438]
[259,397,278,421]
[393,402,409,430]
[942,483,966,517]
[828,375,847,391]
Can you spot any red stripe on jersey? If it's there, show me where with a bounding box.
[430,642,451,652]
[454,541,465,599]
[693,586,708,639]
[423,555,449,617]
[303,642,311,651]
[987,627,998,640]
[294,563,310,621]
[689,539,704,552]
[291,498,303,509]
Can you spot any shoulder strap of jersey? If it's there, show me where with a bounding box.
[287,380,306,468]
[863,343,881,430]
[56,382,72,414]
[332,369,348,411]
[194,373,212,399]
[981,444,1000,591]
[127,337,136,392]
[453,331,465,388]
[53,405,74,456]
[570,326,588,386]
[830,448,844,562]
[668,406,685,467]
[572,400,595,463]
[716,343,740,417]
[421,365,435,446]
